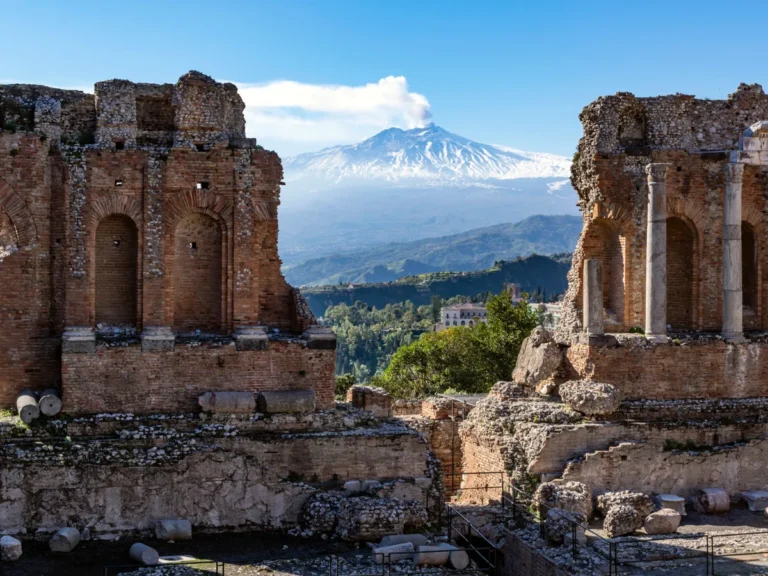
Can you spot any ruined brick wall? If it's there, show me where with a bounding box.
[0,71,326,411]
[559,84,768,339]
[566,337,768,400]
[62,340,335,414]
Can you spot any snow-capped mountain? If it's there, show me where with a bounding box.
[277,125,578,264]
[283,123,571,188]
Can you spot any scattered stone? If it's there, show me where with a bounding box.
[0,535,22,561]
[741,490,768,512]
[372,542,414,564]
[512,327,563,394]
[129,542,159,566]
[343,480,362,493]
[655,494,686,516]
[544,508,587,545]
[155,519,192,541]
[535,481,593,519]
[597,490,653,518]
[49,527,81,552]
[603,504,642,538]
[692,488,730,514]
[16,390,39,424]
[559,380,621,416]
[38,389,63,416]
[644,509,681,535]
[379,534,428,548]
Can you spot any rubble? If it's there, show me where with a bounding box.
[534,481,592,519]
[596,490,654,518]
[511,327,563,394]
[603,504,642,537]
[558,380,621,416]
[543,508,587,545]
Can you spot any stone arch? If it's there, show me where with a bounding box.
[581,217,627,329]
[164,188,232,333]
[172,212,223,333]
[666,216,698,331]
[94,215,139,325]
[88,195,143,230]
[0,179,38,248]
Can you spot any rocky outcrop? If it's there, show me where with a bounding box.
[559,380,621,416]
[512,327,563,394]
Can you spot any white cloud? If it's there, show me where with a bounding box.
[236,76,431,155]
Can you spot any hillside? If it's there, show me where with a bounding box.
[301,254,571,318]
[283,214,581,286]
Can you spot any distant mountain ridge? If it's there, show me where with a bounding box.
[278,124,579,259]
[300,254,571,318]
[282,214,581,286]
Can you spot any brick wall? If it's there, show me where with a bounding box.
[567,340,768,400]
[61,340,335,414]
[0,74,325,411]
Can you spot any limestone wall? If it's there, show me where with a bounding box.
[0,416,437,536]
[560,439,768,498]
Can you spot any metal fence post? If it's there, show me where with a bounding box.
[571,523,577,559]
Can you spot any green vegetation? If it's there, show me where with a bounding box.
[303,254,569,318]
[284,214,580,286]
[325,294,491,381]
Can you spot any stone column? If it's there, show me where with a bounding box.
[723,162,745,341]
[645,163,670,340]
[583,259,604,336]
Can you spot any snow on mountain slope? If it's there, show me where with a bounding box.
[283,123,571,188]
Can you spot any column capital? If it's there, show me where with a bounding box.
[645,163,672,183]
[724,162,745,184]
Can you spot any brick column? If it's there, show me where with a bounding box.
[723,162,745,342]
[583,259,604,336]
[140,154,174,352]
[645,163,670,341]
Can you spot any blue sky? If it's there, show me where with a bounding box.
[2,0,768,157]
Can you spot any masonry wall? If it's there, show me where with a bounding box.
[61,340,335,414]
[567,339,768,400]
[0,430,433,535]
[559,84,768,339]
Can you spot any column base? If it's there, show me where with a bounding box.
[722,332,747,344]
[645,334,669,344]
[62,326,96,354]
[141,326,176,352]
[302,325,336,350]
[577,333,617,346]
[234,326,268,351]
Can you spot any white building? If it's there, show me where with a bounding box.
[440,303,488,328]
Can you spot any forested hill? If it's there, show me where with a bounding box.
[302,254,571,318]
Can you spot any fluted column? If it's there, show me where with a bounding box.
[645,163,670,340]
[723,162,745,341]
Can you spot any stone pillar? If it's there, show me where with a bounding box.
[645,163,670,340]
[583,259,604,336]
[723,162,745,341]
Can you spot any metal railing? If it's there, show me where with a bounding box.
[706,529,768,575]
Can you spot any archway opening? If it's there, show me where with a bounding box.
[95,215,138,325]
[666,217,695,331]
[743,222,758,311]
[581,218,626,328]
[173,212,222,333]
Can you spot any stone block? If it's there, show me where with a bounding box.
[656,494,686,516]
[741,490,768,512]
[379,534,428,548]
[257,390,316,414]
[559,380,621,416]
[512,327,563,393]
[343,480,362,493]
[62,327,96,354]
[603,504,642,538]
[644,509,681,535]
[372,542,414,564]
[597,491,653,518]
[535,481,592,519]
[38,389,62,417]
[303,326,336,350]
[129,542,159,566]
[155,519,192,541]
[346,385,391,418]
[234,327,268,351]
[415,545,450,566]
[692,488,730,514]
[198,391,257,414]
[0,535,22,561]
[544,508,586,545]
[140,327,175,352]
[16,390,39,425]
[49,527,80,552]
